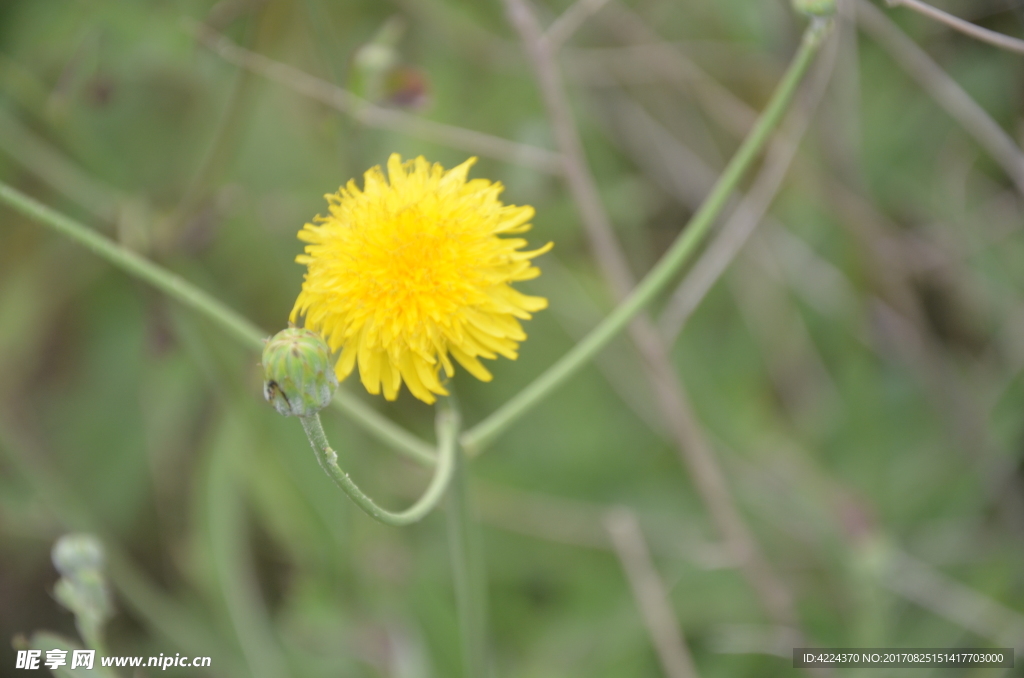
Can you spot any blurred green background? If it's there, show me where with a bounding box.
[2,0,1024,676]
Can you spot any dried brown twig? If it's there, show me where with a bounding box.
[886,0,1024,55]
[544,0,613,50]
[882,548,1024,648]
[185,20,563,174]
[588,0,1024,529]
[855,0,1024,195]
[593,3,758,140]
[605,508,702,678]
[499,0,802,630]
[658,32,838,343]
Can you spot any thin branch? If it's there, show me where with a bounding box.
[855,0,1024,195]
[594,95,715,209]
[544,0,613,51]
[588,0,1024,531]
[834,0,866,169]
[887,0,1024,55]
[820,178,1024,532]
[499,0,635,295]
[727,259,844,455]
[472,481,735,568]
[469,15,831,458]
[540,255,668,438]
[599,0,1024,207]
[476,478,1024,659]
[882,547,1024,648]
[185,20,563,175]
[385,0,523,69]
[595,3,758,137]
[659,34,837,343]
[0,108,124,223]
[720,430,1024,653]
[492,0,827,630]
[0,181,437,466]
[605,508,702,678]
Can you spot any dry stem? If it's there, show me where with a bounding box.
[856,0,1024,195]
[659,35,838,343]
[605,508,702,678]
[187,20,563,174]
[499,0,801,628]
[544,0,613,50]
[886,0,1024,55]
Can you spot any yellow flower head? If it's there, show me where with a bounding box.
[290,154,552,404]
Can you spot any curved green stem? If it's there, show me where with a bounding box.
[0,181,435,466]
[299,402,459,526]
[460,18,833,456]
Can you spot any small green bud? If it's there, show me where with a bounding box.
[54,573,112,624]
[262,328,338,417]
[351,16,405,103]
[51,534,113,625]
[52,533,104,577]
[792,0,836,17]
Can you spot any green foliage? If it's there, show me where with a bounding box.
[2,0,1024,676]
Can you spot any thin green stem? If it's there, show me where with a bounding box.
[298,402,459,526]
[76,619,109,658]
[460,18,832,455]
[447,448,488,678]
[328,396,436,467]
[0,182,263,346]
[0,181,436,466]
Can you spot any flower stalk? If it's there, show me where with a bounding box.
[298,400,459,526]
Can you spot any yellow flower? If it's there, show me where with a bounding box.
[290,154,552,404]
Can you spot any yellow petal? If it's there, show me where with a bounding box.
[335,344,357,380]
[450,345,493,382]
[358,332,382,395]
[380,358,400,401]
[399,352,436,403]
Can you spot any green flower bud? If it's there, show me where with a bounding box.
[792,0,836,17]
[54,572,113,624]
[52,533,104,578]
[51,534,113,625]
[262,328,338,417]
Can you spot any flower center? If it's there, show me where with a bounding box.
[345,205,487,327]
